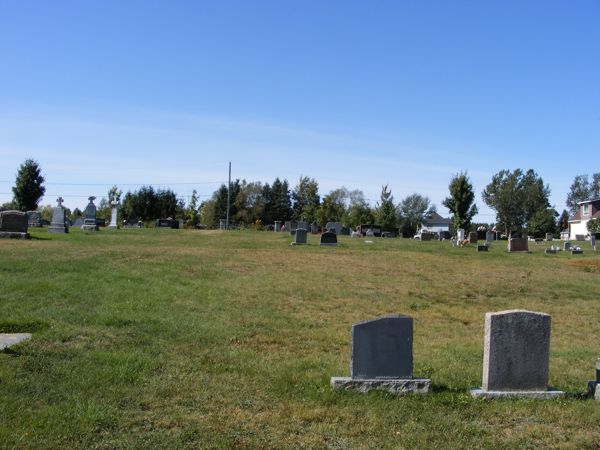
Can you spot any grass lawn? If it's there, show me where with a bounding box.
[1,228,599,449]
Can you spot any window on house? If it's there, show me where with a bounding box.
[583,204,590,216]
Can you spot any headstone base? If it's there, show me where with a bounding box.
[470,388,564,399]
[0,333,32,350]
[48,226,68,233]
[291,242,306,246]
[331,377,431,395]
[0,231,30,239]
[544,249,557,254]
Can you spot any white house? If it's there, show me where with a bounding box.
[568,198,600,239]
[419,212,452,234]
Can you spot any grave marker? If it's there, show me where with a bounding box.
[331,315,431,395]
[292,228,307,245]
[508,238,528,252]
[0,211,30,239]
[48,197,69,233]
[469,231,478,244]
[81,196,99,231]
[471,310,564,399]
[320,231,338,246]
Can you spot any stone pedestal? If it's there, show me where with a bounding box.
[0,333,32,350]
[331,377,431,395]
[274,221,281,232]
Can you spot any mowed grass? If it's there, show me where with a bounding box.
[0,228,599,449]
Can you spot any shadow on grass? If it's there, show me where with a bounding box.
[0,320,48,333]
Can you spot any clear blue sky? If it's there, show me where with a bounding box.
[1,0,598,221]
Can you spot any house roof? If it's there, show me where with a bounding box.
[569,200,600,223]
[424,212,452,225]
[577,198,600,205]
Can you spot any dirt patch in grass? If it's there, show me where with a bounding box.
[567,259,600,273]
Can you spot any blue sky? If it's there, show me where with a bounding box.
[0,1,598,221]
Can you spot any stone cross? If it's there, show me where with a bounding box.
[56,197,64,207]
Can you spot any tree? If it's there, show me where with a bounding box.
[375,184,397,231]
[346,190,374,227]
[558,209,570,233]
[566,173,600,214]
[587,218,600,234]
[186,190,200,228]
[442,171,478,232]
[521,169,551,224]
[292,176,320,221]
[398,193,434,237]
[482,169,526,237]
[12,159,46,211]
[266,178,292,222]
[527,208,558,238]
[316,187,348,226]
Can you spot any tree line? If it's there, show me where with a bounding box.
[4,159,600,237]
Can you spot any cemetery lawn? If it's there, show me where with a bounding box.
[1,229,599,450]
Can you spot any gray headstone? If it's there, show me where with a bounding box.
[325,222,343,235]
[26,211,41,227]
[545,233,553,241]
[469,231,478,244]
[48,197,69,233]
[482,310,551,391]
[311,221,318,234]
[564,242,572,251]
[320,231,338,246]
[486,231,495,243]
[576,234,585,241]
[351,316,413,379]
[293,228,307,245]
[274,221,281,232]
[82,196,99,231]
[544,249,557,254]
[508,238,528,252]
[297,220,308,231]
[591,235,597,247]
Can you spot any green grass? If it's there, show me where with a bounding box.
[1,228,599,449]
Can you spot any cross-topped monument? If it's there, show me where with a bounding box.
[48,196,68,233]
[56,197,64,207]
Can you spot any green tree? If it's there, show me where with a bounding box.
[375,184,397,231]
[186,190,200,228]
[265,178,292,223]
[482,169,526,237]
[346,190,374,227]
[292,176,320,221]
[566,173,600,214]
[558,209,570,233]
[527,208,558,238]
[442,171,478,232]
[12,159,46,211]
[521,169,551,225]
[398,193,434,237]
[587,218,600,234]
[316,187,348,226]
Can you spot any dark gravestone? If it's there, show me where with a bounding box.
[48,197,69,233]
[546,233,553,241]
[468,231,478,244]
[155,218,179,229]
[351,316,413,379]
[508,238,528,252]
[477,245,488,252]
[571,248,583,255]
[319,231,338,246]
[331,315,430,395]
[544,249,557,254]
[381,231,396,238]
[563,242,572,251]
[576,234,585,241]
[0,210,29,239]
[588,359,600,399]
[292,228,307,245]
[82,196,99,231]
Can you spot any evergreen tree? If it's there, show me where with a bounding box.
[12,159,46,211]
[442,171,478,232]
[558,209,570,233]
[375,184,397,231]
[292,176,320,221]
[269,178,292,222]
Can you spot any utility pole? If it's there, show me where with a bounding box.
[226,161,231,230]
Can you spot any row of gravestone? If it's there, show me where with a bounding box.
[332,310,600,400]
[291,229,338,246]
